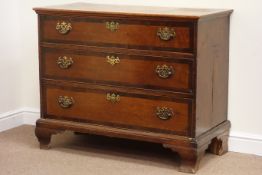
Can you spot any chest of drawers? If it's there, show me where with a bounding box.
[34,3,232,173]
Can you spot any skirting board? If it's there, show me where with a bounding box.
[0,108,261,156]
[0,108,39,132]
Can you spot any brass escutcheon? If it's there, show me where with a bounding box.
[56,21,72,34]
[155,65,174,79]
[57,56,74,69]
[107,55,120,65]
[106,21,119,32]
[157,27,176,41]
[58,96,74,108]
[156,107,174,120]
[106,93,120,103]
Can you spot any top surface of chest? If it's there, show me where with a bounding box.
[34,3,232,19]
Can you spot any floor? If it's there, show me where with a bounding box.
[0,125,261,175]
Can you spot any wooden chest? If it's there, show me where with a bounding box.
[34,3,232,173]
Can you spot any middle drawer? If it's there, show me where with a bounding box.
[41,48,193,93]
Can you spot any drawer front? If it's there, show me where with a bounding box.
[40,16,194,53]
[42,49,193,93]
[43,86,191,135]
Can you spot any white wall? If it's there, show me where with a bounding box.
[2,0,262,138]
[0,0,23,113]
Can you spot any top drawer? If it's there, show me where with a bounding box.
[40,16,195,53]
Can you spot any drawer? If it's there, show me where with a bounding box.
[42,48,193,93]
[40,16,194,53]
[43,86,191,135]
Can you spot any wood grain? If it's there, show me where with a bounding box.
[40,16,193,53]
[195,16,230,137]
[42,48,193,93]
[44,85,190,135]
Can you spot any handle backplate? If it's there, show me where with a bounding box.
[56,21,72,34]
[155,65,174,79]
[156,107,174,120]
[57,56,74,69]
[106,93,120,103]
[58,96,74,108]
[106,21,119,32]
[107,55,120,65]
[157,27,176,41]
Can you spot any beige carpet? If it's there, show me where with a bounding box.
[0,125,261,175]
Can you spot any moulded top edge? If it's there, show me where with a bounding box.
[33,2,233,20]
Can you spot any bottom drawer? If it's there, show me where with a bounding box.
[43,86,191,135]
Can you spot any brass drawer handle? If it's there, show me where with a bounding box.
[107,55,120,65]
[58,96,74,108]
[157,27,176,41]
[155,65,174,79]
[156,107,174,120]
[56,21,72,34]
[106,93,120,103]
[57,56,74,69]
[106,21,119,32]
